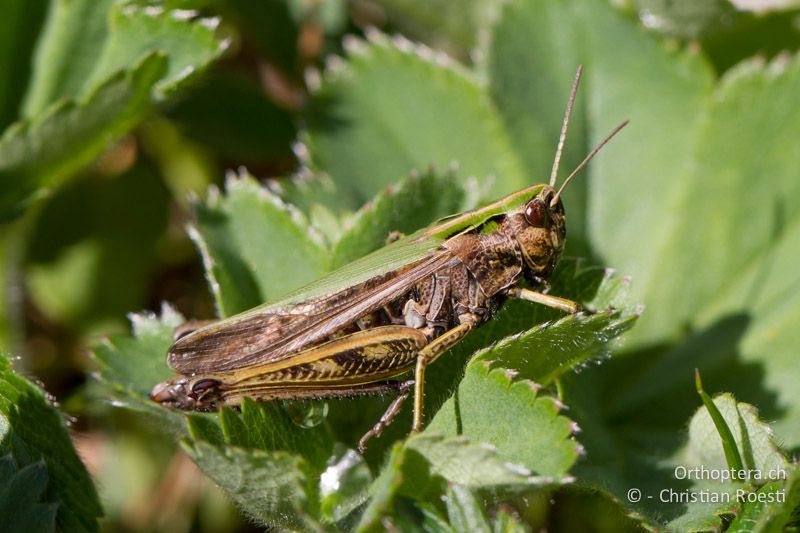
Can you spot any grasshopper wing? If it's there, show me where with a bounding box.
[168,245,457,374]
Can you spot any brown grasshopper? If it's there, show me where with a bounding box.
[151,66,628,451]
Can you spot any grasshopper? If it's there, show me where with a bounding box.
[151,66,628,452]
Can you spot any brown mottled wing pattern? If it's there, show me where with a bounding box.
[168,250,459,374]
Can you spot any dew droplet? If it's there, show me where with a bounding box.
[286,401,329,428]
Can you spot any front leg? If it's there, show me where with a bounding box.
[506,286,581,314]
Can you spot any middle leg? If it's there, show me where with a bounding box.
[412,313,479,432]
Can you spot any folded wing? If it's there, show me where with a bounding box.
[168,249,458,374]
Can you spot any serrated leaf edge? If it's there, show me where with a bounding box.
[0,51,167,150]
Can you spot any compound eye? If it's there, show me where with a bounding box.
[191,378,220,397]
[524,199,547,227]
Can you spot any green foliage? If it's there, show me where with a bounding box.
[667,393,792,531]
[191,172,329,316]
[0,454,58,533]
[695,371,746,476]
[330,169,467,268]
[2,0,799,530]
[0,1,47,130]
[91,0,800,526]
[304,31,526,208]
[0,354,101,532]
[426,362,580,479]
[0,1,226,219]
[21,0,119,117]
[364,0,498,52]
[182,441,321,530]
[444,485,492,533]
[0,54,165,219]
[682,394,790,486]
[92,303,186,426]
[727,470,800,533]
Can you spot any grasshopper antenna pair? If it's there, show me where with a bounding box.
[549,65,629,206]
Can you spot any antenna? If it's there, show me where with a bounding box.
[550,65,584,187]
[551,120,629,207]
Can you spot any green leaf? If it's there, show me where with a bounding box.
[0,0,47,129]
[331,169,467,267]
[25,163,170,333]
[366,0,499,53]
[445,484,492,533]
[620,57,800,347]
[492,505,528,533]
[468,305,637,388]
[732,0,800,12]
[605,57,800,441]
[24,2,226,114]
[0,3,226,219]
[21,0,118,117]
[632,0,737,40]
[569,55,800,523]
[727,481,786,533]
[487,0,588,242]
[407,433,566,487]
[570,381,795,530]
[682,394,790,486]
[418,502,455,533]
[182,397,336,528]
[356,434,563,532]
[355,444,411,533]
[489,0,714,261]
[0,223,26,351]
[319,447,373,523]
[426,363,581,479]
[181,440,322,531]
[666,394,792,532]
[304,30,526,209]
[0,354,102,532]
[727,470,800,533]
[92,304,187,427]
[190,171,329,316]
[0,455,58,533]
[0,53,167,220]
[86,4,227,97]
[217,398,332,470]
[700,10,800,75]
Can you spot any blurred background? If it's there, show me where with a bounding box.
[1,0,799,531]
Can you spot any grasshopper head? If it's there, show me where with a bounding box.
[150,377,221,411]
[503,185,566,283]
[497,66,627,285]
